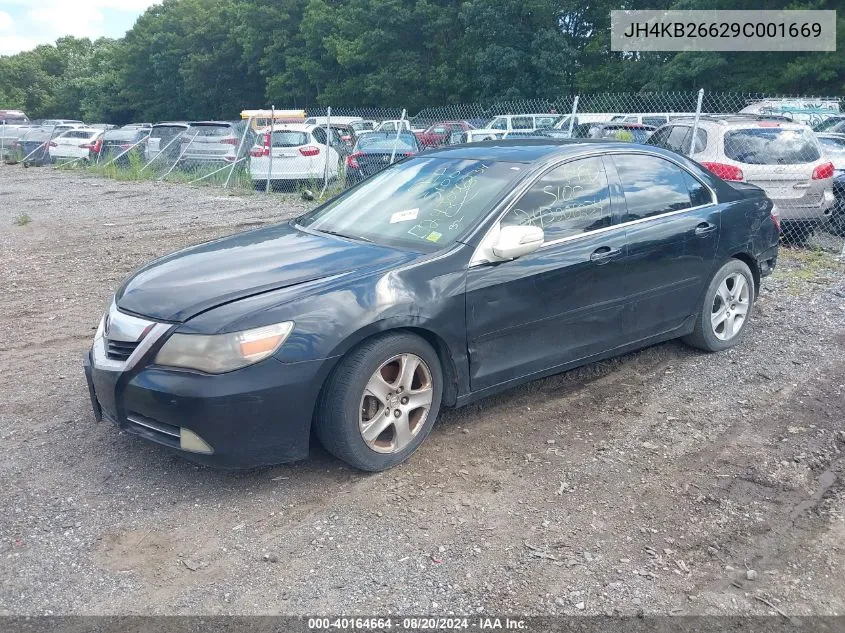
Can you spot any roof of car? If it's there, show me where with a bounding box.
[190,121,233,126]
[424,139,637,162]
[153,121,191,127]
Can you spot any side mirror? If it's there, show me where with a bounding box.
[491,225,544,260]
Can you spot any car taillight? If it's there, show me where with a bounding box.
[48,141,57,147]
[221,137,238,145]
[812,161,834,180]
[250,133,271,157]
[346,152,362,169]
[119,143,133,151]
[700,161,744,182]
[771,209,781,233]
[299,145,320,157]
[81,139,102,153]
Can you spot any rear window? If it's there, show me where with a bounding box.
[150,126,187,138]
[724,128,821,164]
[190,124,233,137]
[271,131,308,147]
[356,134,417,151]
[104,130,141,142]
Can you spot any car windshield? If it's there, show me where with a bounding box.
[819,136,845,155]
[297,157,522,252]
[271,131,308,147]
[151,126,186,138]
[724,128,821,164]
[355,134,417,151]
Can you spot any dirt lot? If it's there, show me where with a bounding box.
[1,165,844,617]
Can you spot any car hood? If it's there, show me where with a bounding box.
[116,222,417,322]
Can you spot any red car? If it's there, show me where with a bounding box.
[415,120,474,148]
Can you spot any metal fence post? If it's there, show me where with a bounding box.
[320,106,332,199]
[1,122,5,160]
[568,96,579,138]
[688,88,705,155]
[225,115,253,189]
[390,108,407,165]
[266,105,275,194]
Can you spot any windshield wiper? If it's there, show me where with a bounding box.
[315,228,373,243]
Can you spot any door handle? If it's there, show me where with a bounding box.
[590,246,621,264]
[695,222,717,237]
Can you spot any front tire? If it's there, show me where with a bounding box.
[314,332,443,471]
[683,259,754,352]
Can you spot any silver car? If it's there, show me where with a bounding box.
[180,121,253,164]
[647,116,835,242]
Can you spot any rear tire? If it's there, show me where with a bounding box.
[683,259,754,353]
[314,332,443,472]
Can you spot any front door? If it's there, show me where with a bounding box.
[465,156,629,392]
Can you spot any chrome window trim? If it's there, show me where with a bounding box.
[469,148,719,267]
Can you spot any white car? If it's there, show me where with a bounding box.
[48,128,103,162]
[248,123,341,188]
[465,114,562,142]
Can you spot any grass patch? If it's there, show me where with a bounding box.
[13,213,32,226]
[773,246,844,294]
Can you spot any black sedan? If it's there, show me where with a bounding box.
[345,132,421,185]
[84,140,779,471]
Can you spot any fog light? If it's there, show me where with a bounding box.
[180,428,214,454]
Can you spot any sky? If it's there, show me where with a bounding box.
[0,0,162,55]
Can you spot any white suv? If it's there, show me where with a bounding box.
[647,116,835,243]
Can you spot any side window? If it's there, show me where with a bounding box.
[666,126,691,153]
[312,128,327,145]
[501,157,612,241]
[534,116,557,128]
[645,126,672,148]
[490,118,507,130]
[512,116,532,129]
[691,128,707,153]
[613,154,693,221]
[683,171,713,207]
[381,122,395,132]
[643,116,668,127]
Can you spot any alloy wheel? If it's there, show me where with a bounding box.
[711,272,750,341]
[359,353,434,454]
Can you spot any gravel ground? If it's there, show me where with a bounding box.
[1,165,844,617]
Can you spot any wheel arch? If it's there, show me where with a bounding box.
[728,250,761,297]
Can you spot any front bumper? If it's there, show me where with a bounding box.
[83,345,331,469]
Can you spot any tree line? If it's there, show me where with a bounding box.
[0,0,842,124]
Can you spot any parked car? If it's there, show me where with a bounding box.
[817,134,845,174]
[370,119,424,134]
[98,127,151,165]
[305,116,363,127]
[350,120,377,134]
[248,123,342,189]
[610,113,697,127]
[180,121,255,164]
[415,121,474,148]
[647,116,835,243]
[40,119,84,127]
[0,109,29,125]
[48,128,104,162]
[145,122,191,163]
[15,127,57,165]
[83,140,778,471]
[344,132,421,185]
[465,114,562,142]
[829,174,845,236]
[122,123,153,130]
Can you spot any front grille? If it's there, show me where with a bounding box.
[106,338,139,361]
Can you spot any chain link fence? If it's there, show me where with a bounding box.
[3,91,844,251]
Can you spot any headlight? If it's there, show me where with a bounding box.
[154,322,294,374]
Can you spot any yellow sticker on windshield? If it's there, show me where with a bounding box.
[426,231,442,242]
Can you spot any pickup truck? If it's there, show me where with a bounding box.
[464,113,561,142]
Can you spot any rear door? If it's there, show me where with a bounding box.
[611,153,721,342]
